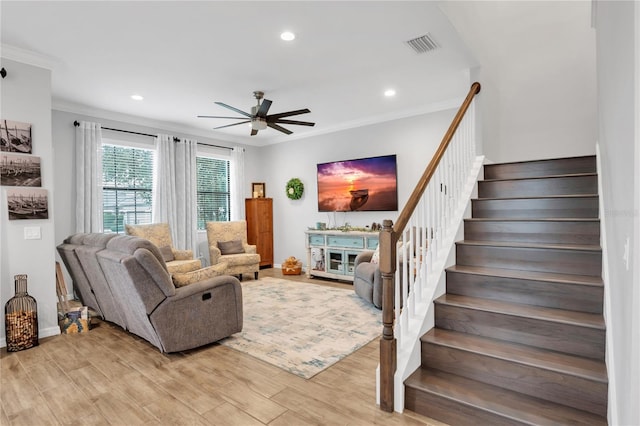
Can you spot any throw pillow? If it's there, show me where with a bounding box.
[370,246,380,264]
[172,263,228,287]
[218,239,245,255]
[158,245,175,262]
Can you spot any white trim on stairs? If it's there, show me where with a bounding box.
[596,142,617,426]
[390,154,485,413]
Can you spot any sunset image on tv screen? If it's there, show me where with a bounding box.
[317,155,398,212]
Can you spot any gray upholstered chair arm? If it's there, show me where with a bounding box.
[372,267,383,308]
[170,275,240,301]
[355,262,377,281]
[355,250,374,268]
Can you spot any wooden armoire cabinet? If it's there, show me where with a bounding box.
[245,198,273,268]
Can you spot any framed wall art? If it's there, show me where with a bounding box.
[1,153,41,187]
[252,182,265,198]
[7,187,49,220]
[1,120,32,154]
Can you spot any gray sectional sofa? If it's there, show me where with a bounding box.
[57,233,243,352]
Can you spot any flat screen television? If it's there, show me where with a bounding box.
[317,154,398,212]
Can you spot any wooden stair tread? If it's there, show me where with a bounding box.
[435,294,605,329]
[422,328,608,382]
[458,239,601,252]
[474,194,599,201]
[446,265,603,287]
[405,368,606,425]
[486,155,596,167]
[464,217,599,223]
[481,172,598,183]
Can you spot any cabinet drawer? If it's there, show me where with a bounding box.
[308,234,325,246]
[327,236,364,249]
[366,237,379,250]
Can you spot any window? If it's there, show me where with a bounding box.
[102,144,154,233]
[196,156,230,229]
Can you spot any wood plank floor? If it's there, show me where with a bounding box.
[1,268,445,425]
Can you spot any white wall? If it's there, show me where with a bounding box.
[595,2,640,425]
[51,109,258,247]
[52,105,456,273]
[1,58,59,343]
[257,109,456,266]
[441,1,597,163]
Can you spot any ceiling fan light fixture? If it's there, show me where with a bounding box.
[280,31,295,41]
[252,118,268,130]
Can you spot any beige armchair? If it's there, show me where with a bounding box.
[125,223,202,274]
[206,221,260,281]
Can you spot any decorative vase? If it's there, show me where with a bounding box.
[5,274,39,352]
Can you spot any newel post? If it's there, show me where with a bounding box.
[379,219,397,412]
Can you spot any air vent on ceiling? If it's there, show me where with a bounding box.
[405,33,439,54]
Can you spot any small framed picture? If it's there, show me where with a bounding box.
[1,153,41,187]
[1,120,32,154]
[252,182,265,198]
[7,187,49,220]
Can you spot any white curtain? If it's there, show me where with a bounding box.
[230,146,245,220]
[153,134,198,253]
[75,121,103,232]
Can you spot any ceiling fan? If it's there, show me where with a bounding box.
[198,91,315,136]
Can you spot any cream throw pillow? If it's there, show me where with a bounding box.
[370,246,380,264]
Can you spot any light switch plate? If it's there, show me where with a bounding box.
[24,226,41,240]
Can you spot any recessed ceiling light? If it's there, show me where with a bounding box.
[130,94,144,101]
[280,31,295,41]
[384,89,396,97]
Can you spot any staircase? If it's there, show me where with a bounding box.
[404,155,608,425]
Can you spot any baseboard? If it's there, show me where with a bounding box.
[0,325,61,349]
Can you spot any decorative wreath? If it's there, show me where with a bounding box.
[285,178,304,200]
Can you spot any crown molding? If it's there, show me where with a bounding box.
[0,44,59,70]
[52,99,259,146]
[53,95,462,148]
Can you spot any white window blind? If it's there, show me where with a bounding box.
[102,144,154,233]
[196,156,231,229]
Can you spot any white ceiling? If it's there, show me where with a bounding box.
[0,1,478,145]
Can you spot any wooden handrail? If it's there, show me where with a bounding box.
[378,82,481,412]
[393,82,481,235]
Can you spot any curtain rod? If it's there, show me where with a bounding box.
[73,120,233,150]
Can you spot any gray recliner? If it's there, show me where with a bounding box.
[57,233,243,353]
[74,233,126,329]
[353,251,382,309]
[57,233,103,317]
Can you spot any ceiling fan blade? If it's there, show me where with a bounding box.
[267,108,311,120]
[198,115,249,119]
[275,119,315,127]
[213,120,250,130]
[250,129,259,136]
[256,99,272,118]
[214,102,251,117]
[267,122,293,135]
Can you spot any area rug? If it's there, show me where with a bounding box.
[219,276,382,379]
